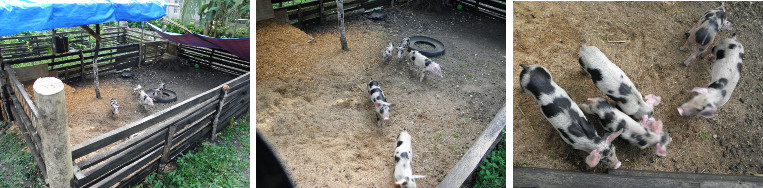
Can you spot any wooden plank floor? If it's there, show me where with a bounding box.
[514,167,763,188]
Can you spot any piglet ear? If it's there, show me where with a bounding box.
[691,87,708,94]
[652,120,663,134]
[585,148,601,167]
[587,98,597,103]
[374,103,381,107]
[640,115,650,127]
[606,129,623,143]
[699,103,717,118]
[645,94,661,106]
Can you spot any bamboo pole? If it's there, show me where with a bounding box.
[210,85,230,141]
[33,77,72,188]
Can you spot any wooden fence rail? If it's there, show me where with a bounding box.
[456,0,506,20]
[178,44,249,76]
[2,65,47,181]
[272,0,390,26]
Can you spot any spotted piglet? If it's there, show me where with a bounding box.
[581,97,672,156]
[138,90,155,111]
[519,64,623,169]
[368,79,395,126]
[680,2,732,66]
[383,42,395,62]
[678,34,743,118]
[397,37,410,59]
[133,84,142,97]
[110,98,120,119]
[394,130,425,188]
[579,43,661,121]
[407,50,443,82]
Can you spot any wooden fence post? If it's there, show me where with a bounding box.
[319,0,325,25]
[210,85,230,141]
[93,24,102,99]
[336,0,349,51]
[79,51,85,81]
[33,77,72,188]
[159,124,177,171]
[139,21,144,68]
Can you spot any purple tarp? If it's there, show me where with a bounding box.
[147,22,249,61]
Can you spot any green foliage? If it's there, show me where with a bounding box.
[474,128,506,188]
[0,129,45,188]
[138,114,250,187]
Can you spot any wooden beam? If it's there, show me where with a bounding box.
[438,106,506,187]
[79,25,102,42]
[515,167,763,187]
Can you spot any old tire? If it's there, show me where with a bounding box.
[146,89,177,103]
[408,36,445,57]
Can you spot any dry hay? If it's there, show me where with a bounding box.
[256,20,383,84]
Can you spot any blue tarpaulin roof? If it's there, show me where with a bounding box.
[0,0,166,36]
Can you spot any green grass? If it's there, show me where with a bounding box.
[473,127,506,188]
[137,114,250,187]
[0,125,46,188]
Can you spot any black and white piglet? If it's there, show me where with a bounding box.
[582,97,672,156]
[520,64,622,169]
[397,37,410,59]
[383,42,395,62]
[394,131,425,188]
[110,98,120,118]
[678,34,743,118]
[406,50,443,82]
[138,90,155,111]
[579,43,661,121]
[368,79,395,126]
[680,2,733,66]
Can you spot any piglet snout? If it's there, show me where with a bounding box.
[677,108,684,116]
[614,161,622,169]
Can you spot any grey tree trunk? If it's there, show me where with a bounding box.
[336,0,349,51]
[93,24,102,99]
[33,77,72,188]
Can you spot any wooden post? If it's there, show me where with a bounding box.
[319,0,325,25]
[79,51,85,81]
[297,3,303,28]
[33,77,72,188]
[336,0,349,51]
[159,124,177,171]
[93,24,102,99]
[210,85,230,141]
[139,21,144,68]
[51,29,57,55]
[209,49,215,65]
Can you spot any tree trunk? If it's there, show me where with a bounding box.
[93,24,102,99]
[336,0,349,51]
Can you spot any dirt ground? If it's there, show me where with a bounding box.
[513,2,762,175]
[22,55,234,147]
[256,7,505,187]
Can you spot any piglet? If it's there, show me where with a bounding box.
[397,37,410,59]
[406,50,443,82]
[368,79,395,126]
[394,130,425,188]
[581,97,672,156]
[110,98,120,118]
[680,2,733,66]
[138,90,155,111]
[678,34,743,118]
[579,43,661,121]
[133,84,142,97]
[383,42,395,62]
[519,64,622,169]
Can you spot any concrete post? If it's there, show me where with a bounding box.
[33,77,72,188]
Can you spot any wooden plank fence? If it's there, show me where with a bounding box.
[272,0,390,26]
[71,73,250,187]
[0,27,129,62]
[178,44,250,76]
[457,0,506,20]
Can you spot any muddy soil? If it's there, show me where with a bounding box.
[513,2,762,175]
[22,55,234,147]
[256,7,505,187]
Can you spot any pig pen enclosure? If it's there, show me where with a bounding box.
[513,1,762,177]
[0,25,250,187]
[257,3,506,188]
